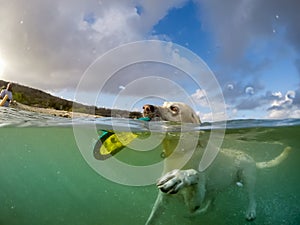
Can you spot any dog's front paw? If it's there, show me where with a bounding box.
[156,169,199,194]
[245,209,256,221]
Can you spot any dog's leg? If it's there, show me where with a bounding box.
[156,169,199,194]
[146,169,200,224]
[145,192,166,225]
[241,165,257,221]
[186,199,211,218]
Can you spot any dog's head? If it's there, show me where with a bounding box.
[143,102,201,124]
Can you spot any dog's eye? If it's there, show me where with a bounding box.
[170,105,179,113]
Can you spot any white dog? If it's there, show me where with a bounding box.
[143,102,291,224]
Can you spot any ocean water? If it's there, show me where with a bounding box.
[0,107,300,225]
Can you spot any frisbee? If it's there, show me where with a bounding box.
[93,117,151,160]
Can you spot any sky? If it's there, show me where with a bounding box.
[0,0,299,121]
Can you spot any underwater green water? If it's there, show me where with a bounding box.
[0,110,300,225]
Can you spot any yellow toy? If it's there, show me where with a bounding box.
[93,117,151,160]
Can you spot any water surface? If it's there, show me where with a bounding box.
[0,107,299,225]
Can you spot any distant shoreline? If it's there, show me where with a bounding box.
[11,101,102,119]
[1,80,142,119]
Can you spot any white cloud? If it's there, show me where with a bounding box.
[89,5,142,43]
[0,0,188,93]
[191,88,228,122]
[267,90,300,119]
[191,89,209,107]
[196,0,300,112]
[268,108,300,119]
[197,0,300,63]
[198,111,228,122]
[272,91,283,98]
[270,90,294,108]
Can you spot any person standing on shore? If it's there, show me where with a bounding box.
[0,83,13,107]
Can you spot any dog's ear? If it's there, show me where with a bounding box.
[191,112,201,124]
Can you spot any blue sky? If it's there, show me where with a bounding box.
[152,1,212,61]
[0,0,299,121]
[151,0,300,119]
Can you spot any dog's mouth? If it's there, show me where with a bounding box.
[142,104,162,120]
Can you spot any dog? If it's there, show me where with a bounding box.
[143,102,291,224]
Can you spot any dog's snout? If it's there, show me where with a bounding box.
[143,104,155,113]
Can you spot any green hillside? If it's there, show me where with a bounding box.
[0,80,141,118]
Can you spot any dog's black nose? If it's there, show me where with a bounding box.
[143,104,155,113]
